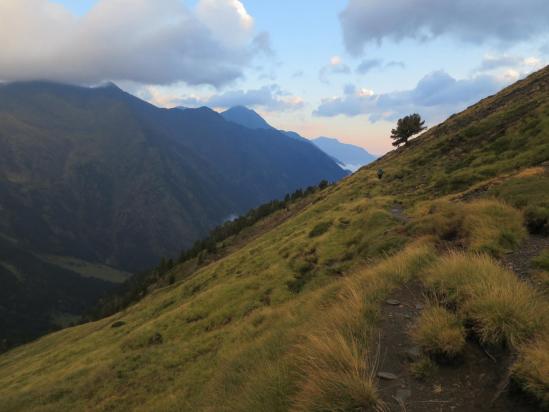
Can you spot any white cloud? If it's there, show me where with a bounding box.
[314,70,509,123]
[0,0,262,87]
[340,0,549,55]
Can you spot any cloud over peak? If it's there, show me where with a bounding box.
[0,0,262,87]
[340,0,549,55]
[176,84,305,112]
[314,70,508,123]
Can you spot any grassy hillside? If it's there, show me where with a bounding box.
[0,67,547,411]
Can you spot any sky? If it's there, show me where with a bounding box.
[1,1,548,154]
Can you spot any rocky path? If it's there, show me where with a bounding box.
[375,281,537,412]
[501,234,548,280]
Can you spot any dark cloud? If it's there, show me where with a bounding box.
[356,59,406,74]
[356,59,382,74]
[314,70,505,123]
[0,0,262,87]
[176,84,304,111]
[340,0,549,55]
[478,55,523,71]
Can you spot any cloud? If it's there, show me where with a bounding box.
[356,59,405,74]
[476,54,544,73]
[0,0,263,87]
[175,84,305,112]
[319,56,351,82]
[251,32,275,56]
[314,70,508,123]
[340,0,549,55]
[356,59,382,74]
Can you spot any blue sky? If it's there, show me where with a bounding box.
[8,1,549,153]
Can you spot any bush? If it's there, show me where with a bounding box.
[525,205,549,235]
[410,306,466,359]
[308,221,332,238]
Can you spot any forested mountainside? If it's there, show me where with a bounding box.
[0,81,346,346]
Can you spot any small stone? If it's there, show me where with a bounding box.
[148,332,163,345]
[377,372,398,380]
[404,314,412,319]
[403,346,421,361]
[395,389,412,402]
[415,303,424,310]
[386,299,400,306]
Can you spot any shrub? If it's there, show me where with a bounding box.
[410,306,466,359]
[308,221,332,238]
[524,205,549,235]
[410,357,438,380]
[511,334,549,408]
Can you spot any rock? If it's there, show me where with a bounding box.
[377,372,398,380]
[403,346,421,361]
[415,303,424,310]
[394,389,412,402]
[386,299,400,306]
[111,321,126,328]
[148,332,163,345]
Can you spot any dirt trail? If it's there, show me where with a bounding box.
[501,234,549,280]
[376,281,537,412]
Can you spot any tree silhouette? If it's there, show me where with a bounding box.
[390,114,426,147]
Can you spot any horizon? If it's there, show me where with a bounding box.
[2,0,549,154]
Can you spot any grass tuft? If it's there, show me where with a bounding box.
[410,305,466,359]
[423,253,548,347]
[511,333,549,408]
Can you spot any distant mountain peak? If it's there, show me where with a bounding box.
[312,137,376,172]
[221,106,274,130]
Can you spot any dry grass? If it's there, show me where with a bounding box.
[293,241,436,411]
[410,305,466,359]
[423,252,547,347]
[511,333,549,408]
[411,199,526,256]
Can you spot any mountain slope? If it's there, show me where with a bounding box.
[0,67,548,411]
[0,81,346,345]
[221,106,274,130]
[312,136,377,171]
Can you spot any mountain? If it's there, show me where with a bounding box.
[312,136,377,171]
[0,81,346,345]
[220,106,377,170]
[221,105,274,130]
[0,67,548,411]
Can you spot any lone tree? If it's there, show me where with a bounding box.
[390,113,426,147]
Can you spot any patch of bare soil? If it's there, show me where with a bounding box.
[375,281,539,412]
[501,235,549,280]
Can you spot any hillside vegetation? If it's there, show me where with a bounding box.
[0,67,548,411]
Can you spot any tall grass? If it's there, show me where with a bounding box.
[293,241,436,411]
[423,252,547,347]
[511,333,549,408]
[411,199,526,256]
[410,305,466,359]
